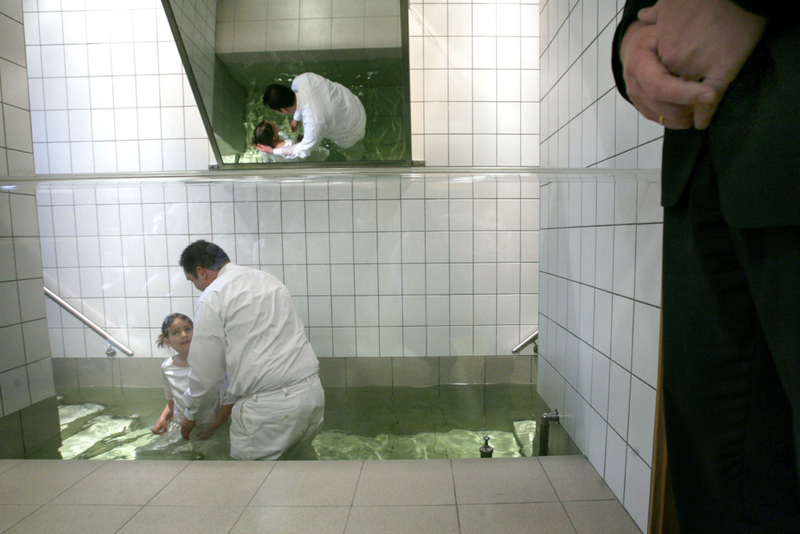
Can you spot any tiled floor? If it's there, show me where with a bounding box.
[0,456,642,534]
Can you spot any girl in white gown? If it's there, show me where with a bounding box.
[251,119,329,163]
[142,313,231,457]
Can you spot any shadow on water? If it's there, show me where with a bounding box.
[38,385,579,461]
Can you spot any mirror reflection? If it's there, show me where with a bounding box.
[162,0,412,167]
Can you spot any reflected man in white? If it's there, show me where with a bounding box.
[260,72,366,161]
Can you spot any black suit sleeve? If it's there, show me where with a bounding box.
[612,0,657,102]
[728,0,785,18]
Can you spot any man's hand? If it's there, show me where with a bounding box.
[254,143,273,154]
[290,120,298,132]
[196,428,215,440]
[180,418,196,440]
[620,20,719,129]
[151,419,168,435]
[638,0,766,128]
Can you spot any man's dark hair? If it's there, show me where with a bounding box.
[263,84,295,111]
[179,240,230,276]
[252,120,277,148]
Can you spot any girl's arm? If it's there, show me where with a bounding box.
[196,403,234,440]
[151,400,174,434]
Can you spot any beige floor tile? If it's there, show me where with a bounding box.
[539,455,616,501]
[346,505,459,534]
[251,460,362,507]
[563,500,643,534]
[0,505,39,532]
[3,504,139,534]
[0,460,104,504]
[50,460,190,505]
[148,460,274,507]
[353,459,455,506]
[458,502,578,534]
[452,457,558,504]
[0,460,23,475]
[117,505,244,534]
[231,506,350,534]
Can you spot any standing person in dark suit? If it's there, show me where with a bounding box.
[613,0,800,531]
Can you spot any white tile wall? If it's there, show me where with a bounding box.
[539,0,662,169]
[39,174,539,362]
[409,0,540,167]
[216,0,401,53]
[0,189,53,418]
[24,0,214,174]
[1,0,52,419]
[539,0,666,529]
[538,173,661,533]
[0,2,35,176]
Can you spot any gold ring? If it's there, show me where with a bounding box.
[658,115,665,125]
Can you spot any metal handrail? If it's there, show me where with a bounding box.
[43,286,134,357]
[512,329,538,354]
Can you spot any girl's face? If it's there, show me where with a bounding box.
[166,318,193,353]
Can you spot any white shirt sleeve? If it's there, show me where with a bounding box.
[183,298,227,421]
[273,119,322,159]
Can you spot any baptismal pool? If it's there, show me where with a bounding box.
[44,384,579,461]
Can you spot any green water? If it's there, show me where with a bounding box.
[47,385,578,461]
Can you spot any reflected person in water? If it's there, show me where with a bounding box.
[252,119,329,163]
[179,240,325,460]
[261,72,366,161]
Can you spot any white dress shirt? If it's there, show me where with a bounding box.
[272,72,366,159]
[183,263,319,422]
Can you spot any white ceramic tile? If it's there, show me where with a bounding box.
[354,295,379,327]
[594,225,613,292]
[160,107,185,139]
[612,225,636,299]
[402,231,425,263]
[604,427,628,503]
[27,358,55,403]
[624,446,653,533]
[402,295,426,326]
[331,297,356,327]
[423,35,447,70]
[472,69,497,101]
[632,301,660,389]
[497,294,519,325]
[402,263,425,295]
[473,231,497,263]
[0,366,30,413]
[4,105,32,152]
[377,231,401,264]
[607,361,631,441]
[378,295,402,327]
[615,91,639,155]
[627,375,656,468]
[587,408,608,477]
[610,294,633,371]
[0,324,25,373]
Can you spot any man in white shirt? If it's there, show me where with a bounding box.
[260,72,367,160]
[179,240,325,460]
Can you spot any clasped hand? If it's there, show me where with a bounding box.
[620,0,766,130]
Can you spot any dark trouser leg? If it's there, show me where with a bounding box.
[662,154,800,533]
